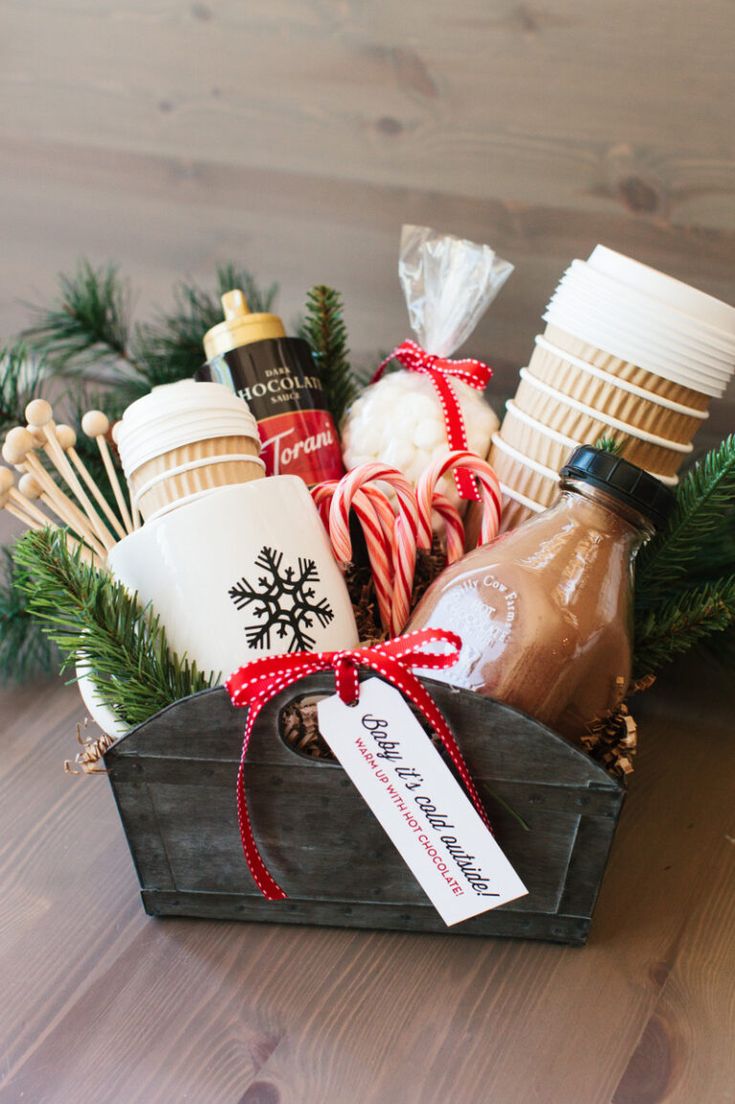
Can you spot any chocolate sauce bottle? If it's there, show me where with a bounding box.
[197,290,345,485]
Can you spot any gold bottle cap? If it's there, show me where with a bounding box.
[203,289,286,360]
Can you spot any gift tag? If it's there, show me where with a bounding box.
[317,677,527,926]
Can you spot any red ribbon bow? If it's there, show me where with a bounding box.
[373,339,493,501]
[226,629,491,900]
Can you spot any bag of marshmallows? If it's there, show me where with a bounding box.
[341,224,513,508]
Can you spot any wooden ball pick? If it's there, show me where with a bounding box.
[0,467,57,530]
[0,469,45,531]
[56,423,127,541]
[81,411,135,533]
[3,472,94,564]
[17,471,76,535]
[2,428,106,557]
[26,401,116,551]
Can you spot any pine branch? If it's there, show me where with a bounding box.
[23,260,131,370]
[0,343,46,436]
[594,436,622,454]
[123,263,279,402]
[683,505,735,582]
[21,259,278,404]
[0,546,56,684]
[633,576,735,677]
[13,528,217,727]
[301,285,359,426]
[636,434,735,609]
[214,263,279,315]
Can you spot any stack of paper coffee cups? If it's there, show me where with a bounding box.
[116,380,264,522]
[490,245,735,529]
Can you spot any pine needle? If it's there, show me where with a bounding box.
[13,528,218,727]
[23,260,131,369]
[0,343,46,436]
[0,547,56,684]
[120,263,279,403]
[634,576,735,677]
[594,436,623,454]
[21,259,278,403]
[301,285,359,426]
[636,434,735,608]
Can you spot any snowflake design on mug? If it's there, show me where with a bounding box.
[228,546,335,653]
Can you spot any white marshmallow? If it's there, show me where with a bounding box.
[341,370,500,511]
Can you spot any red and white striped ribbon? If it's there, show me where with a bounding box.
[225,628,492,900]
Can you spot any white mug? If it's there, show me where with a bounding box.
[107,477,359,681]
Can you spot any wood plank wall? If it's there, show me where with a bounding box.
[1,0,734,435]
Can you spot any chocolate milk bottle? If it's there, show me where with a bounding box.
[407,447,674,739]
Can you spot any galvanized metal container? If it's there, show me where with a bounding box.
[105,676,624,946]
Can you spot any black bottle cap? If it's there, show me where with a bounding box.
[559,445,675,530]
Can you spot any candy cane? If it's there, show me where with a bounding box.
[311,480,339,530]
[329,463,419,636]
[360,482,396,549]
[429,492,466,565]
[312,478,395,632]
[352,488,395,632]
[416,450,502,551]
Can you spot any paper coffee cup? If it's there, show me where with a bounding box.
[107,478,359,679]
[116,380,263,521]
[528,337,708,445]
[499,401,578,473]
[513,370,691,477]
[544,325,711,409]
[488,435,560,508]
[496,396,678,483]
[547,295,734,385]
[130,435,263,521]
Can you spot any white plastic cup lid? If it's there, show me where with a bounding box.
[548,285,735,376]
[587,245,735,336]
[562,261,735,355]
[116,380,261,478]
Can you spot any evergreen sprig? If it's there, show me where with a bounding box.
[636,434,735,608]
[13,528,217,727]
[128,263,279,401]
[301,285,359,425]
[22,259,278,404]
[0,343,46,436]
[634,576,735,677]
[0,548,56,684]
[595,436,623,454]
[23,260,130,370]
[685,505,735,583]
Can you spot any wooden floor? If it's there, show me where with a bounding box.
[1,654,733,1104]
